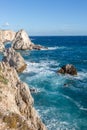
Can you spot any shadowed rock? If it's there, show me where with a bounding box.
[57,64,77,75]
[3,48,27,73]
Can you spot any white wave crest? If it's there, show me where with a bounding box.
[74,71,87,80]
[24,60,59,75]
[48,46,65,50]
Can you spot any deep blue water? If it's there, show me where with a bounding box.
[4,36,87,129]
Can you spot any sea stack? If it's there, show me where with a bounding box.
[12,29,33,50]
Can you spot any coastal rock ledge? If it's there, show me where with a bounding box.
[0,61,47,130]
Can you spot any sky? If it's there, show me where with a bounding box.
[0,0,87,36]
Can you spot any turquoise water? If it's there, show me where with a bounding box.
[3,36,87,129]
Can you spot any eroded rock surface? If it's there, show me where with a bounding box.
[58,64,77,75]
[0,29,47,51]
[0,30,16,43]
[0,62,47,130]
[12,29,33,50]
[3,48,26,73]
[12,29,47,50]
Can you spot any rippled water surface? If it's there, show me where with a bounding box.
[19,36,87,130]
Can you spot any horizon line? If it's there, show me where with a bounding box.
[30,35,87,37]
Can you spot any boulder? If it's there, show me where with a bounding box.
[58,64,77,75]
[3,48,27,73]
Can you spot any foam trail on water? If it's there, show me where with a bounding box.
[48,46,66,50]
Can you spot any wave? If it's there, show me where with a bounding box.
[24,60,59,74]
[80,107,87,111]
[48,46,66,50]
[33,46,66,51]
[74,71,87,80]
[30,87,44,93]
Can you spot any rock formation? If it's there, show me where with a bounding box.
[0,30,16,52]
[0,30,16,43]
[3,48,27,73]
[0,61,47,130]
[12,29,47,50]
[58,64,77,75]
[12,30,33,50]
[0,29,47,130]
[0,29,47,52]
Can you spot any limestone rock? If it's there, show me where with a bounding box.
[12,29,47,50]
[0,42,5,52]
[0,62,47,130]
[58,64,77,75]
[0,30,16,43]
[12,29,33,50]
[3,48,27,73]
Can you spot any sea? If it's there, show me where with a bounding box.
[4,36,87,130]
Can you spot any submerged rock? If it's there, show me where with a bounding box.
[0,62,47,130]
[32,44,48,50]
[3,48,27,73]
[58,64,77,75]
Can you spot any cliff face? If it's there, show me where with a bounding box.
[3,48,27,73]
[0,62,47,130]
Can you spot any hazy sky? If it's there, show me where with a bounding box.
[0,0,87,35]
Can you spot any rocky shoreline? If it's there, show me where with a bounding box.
[0,30,47,130]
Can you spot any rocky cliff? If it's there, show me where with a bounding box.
[0,29,47,52]
[0,60,47,130]
[3,48,27,73]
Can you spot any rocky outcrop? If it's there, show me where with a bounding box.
[0,30,16,52]
[0,29,47,51]
[12,29,47,50]
[0,30,16,43]
[3,48,26,73]
[58,64,77,75]
[0,61,47,130]
[12,30,33,50]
